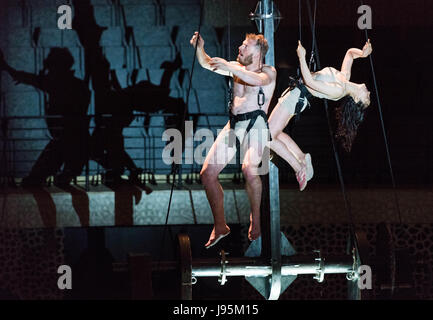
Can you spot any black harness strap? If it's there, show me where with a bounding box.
[282,76,314,121]
[228,109,272,146]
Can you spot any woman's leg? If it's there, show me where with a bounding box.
[268,101,306,171]
[268,100,310,190]
[275,131,306,163]
[270,134,302,172]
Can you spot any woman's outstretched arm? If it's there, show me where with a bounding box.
[340,39,372,80]
[297,41,344,100]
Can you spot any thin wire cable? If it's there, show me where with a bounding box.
[297,0,302,77]
[308,0,317,71]
[359,0,402,225]
[359,0,399,296]
[157,0,205,271]
[298,0,302,41]
[305,0,360,255]
[227,0,233,111]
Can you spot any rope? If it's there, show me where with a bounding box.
[308,0,317,71]
[304,0,360,255]
[297,0,317,74]
[359,0,402,225]
[359,0,400,296]
[227,0,233,112]
[298,0,302,43]
[157,0,205,271]
[297,0,302,77]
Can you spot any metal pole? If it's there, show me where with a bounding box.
[191,255,354,278]
[262,0,281,301]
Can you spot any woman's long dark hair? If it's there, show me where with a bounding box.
[335,96,366,152]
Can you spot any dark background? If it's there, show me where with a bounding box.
[0,0,432,301]
[0,0,432,187]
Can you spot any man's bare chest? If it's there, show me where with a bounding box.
[233,78,261,98]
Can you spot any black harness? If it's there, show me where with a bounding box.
[229,109,270,135]
[228,84,271,143]
[282,76,314,121]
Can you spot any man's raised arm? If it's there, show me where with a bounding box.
[190,32,231,76]
[207,57,276,86]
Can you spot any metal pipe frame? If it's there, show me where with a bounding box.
[191,255,354,278]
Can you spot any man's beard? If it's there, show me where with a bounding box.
[237,53,253,66]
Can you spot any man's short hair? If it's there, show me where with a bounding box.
[245,33,269,60]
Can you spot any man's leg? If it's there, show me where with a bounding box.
[242,156,262,241]
[239,119,269,241]
[200,122,237,247]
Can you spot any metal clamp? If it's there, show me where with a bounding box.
[249,12,275,20]
[248,0,282,34]
[313,250,325,283]
[218,250,229,285]
[248,1,282,21]
[346,247,358,281]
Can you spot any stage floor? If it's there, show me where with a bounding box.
[1,181,432,228]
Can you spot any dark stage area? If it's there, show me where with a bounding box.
[0,0,432,301]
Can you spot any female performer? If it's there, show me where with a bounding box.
[269,39,373,190]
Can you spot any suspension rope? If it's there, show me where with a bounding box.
[298,0,302,43]
[308,0,317,71]
[227,0,233,112]
[157,0,205,270]
[297,0,317,75]
[359,0,400,296]
[297,0,302,77]
[359,0,402,226]
[304,0,360,255]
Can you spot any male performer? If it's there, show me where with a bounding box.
[190,32,276,248]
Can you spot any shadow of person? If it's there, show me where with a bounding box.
[72,0,189,191]
[0,48,90,187]
[127,52,188,136]
[23,186,57,228]
[56,185,90,227]
[72,0,148,190]
[114,184,143,226]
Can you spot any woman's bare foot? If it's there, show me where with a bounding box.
[205,225,231,248]
[304,153,314,181]
[296,165,307,191]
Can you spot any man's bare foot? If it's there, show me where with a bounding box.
[205,225,230,249]
[248,216,261,241]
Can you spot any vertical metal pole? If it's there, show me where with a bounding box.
[260,0,281,300]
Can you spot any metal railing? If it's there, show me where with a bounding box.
[0,111,242,190]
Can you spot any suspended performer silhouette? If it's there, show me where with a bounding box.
[268,39,373,191]
[72,0,186,188]
[0,48,90,187]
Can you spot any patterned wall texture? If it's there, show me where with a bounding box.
[1,185,432,299]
